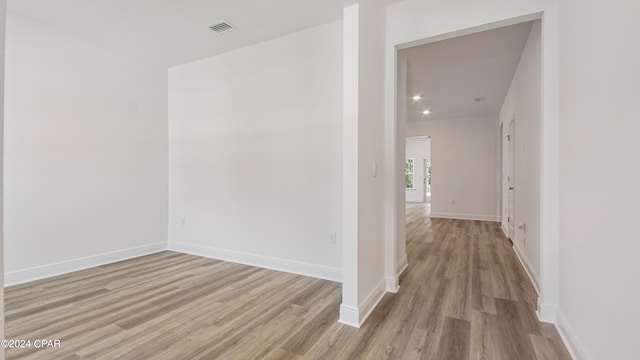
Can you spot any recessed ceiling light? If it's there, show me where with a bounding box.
[422,109,431,116]
[412,95,423,101]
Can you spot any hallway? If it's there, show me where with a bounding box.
[369,202,572,359]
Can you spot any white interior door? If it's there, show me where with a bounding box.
[508,119,516,238]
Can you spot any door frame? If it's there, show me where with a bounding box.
[384,8,560,322]
[507,116,516,239]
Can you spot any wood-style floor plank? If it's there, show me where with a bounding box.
[434,316,471,360]
[4,202,570,359]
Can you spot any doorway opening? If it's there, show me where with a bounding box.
[396,18,542,298]
[387,6,557,325]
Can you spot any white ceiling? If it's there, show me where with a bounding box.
[401,21,534,122]
[7,0,360,68]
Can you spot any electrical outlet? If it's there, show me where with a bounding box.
[329,232,337,244]
[519,223,527,245]
[181,217,187,227]
[450,200,456,205]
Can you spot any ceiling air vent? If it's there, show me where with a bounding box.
[209,21,235,34]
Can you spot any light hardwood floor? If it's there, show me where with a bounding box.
[5,203,570,359]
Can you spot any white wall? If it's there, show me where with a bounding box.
[355,0,387,316]
[4,12,168,285]
[499,20,541,290]
[558,0,640,359]
[0,0,6,351]
[168,21,343,281]
[392,53,408,277]
[407,116,498,221]
[341,4,360,325]
[405,137,430,203]
[341,0,388,328]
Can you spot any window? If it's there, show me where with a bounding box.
[425,159,431,197]
[405,158,414,189]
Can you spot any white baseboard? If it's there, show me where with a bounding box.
[430,212,499,222]
[536,302,557,323]
[338,304,360,328]
[397,254,408,277]
[168,241,341,283]
[358,278,386,325]
[386,254,408,292]
[512,244,540,295]
[501,224,510,238]
[557,309,589,360]
[339,278,387,328]
[386,276,399,293]
[5,242,167,286]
